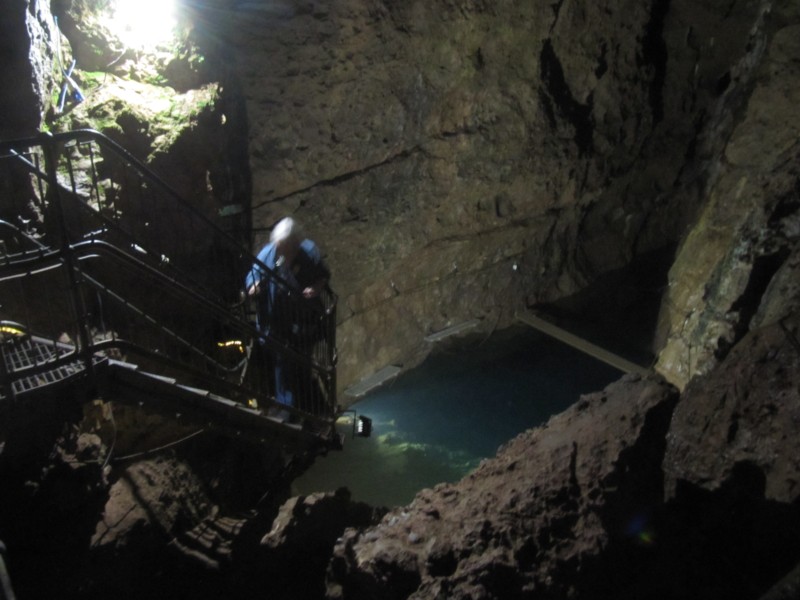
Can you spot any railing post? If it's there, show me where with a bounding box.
[41,135,94,379]
[0,342,11,402]
[0,539,16,600]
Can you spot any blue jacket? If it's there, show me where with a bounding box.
[245,239,329,338]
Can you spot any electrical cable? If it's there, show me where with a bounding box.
[51,425,205,467]
[111,428,206,463]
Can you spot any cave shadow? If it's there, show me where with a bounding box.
[0,387,110,600]
[579,461,800,600]
[535,245,676,368]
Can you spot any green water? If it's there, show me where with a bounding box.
[292,325,623,507]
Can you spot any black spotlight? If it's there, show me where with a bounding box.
[356,415,372,438]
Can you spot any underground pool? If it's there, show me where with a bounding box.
[292,324,628,507]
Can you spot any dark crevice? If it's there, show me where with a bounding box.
[727,414,740,443]
[535,245,675,367]
[576,390,679,598]
[568,442,579,490]
[472,47,485,70]
[595,42,608,79]
[549,0,566,30]
[671,109,707,189]
[638,0,670,125]
[538,88,557,130]
[716,249,791,359]
[539,39,594,156]
[715,71,732,96]
[767,186,800,226]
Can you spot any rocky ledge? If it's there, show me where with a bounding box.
[326,314,800,600]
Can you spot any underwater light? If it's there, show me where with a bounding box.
[339,410,373,438]
[106,0,178,49]
[356,416,373,438]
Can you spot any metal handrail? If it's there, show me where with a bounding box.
[0,130,338,420]
[1,129,338,312]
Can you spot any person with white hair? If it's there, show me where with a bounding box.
[245,217,330,408]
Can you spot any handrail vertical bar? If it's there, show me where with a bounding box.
[0,342,12,402]
[0,539,17,600]
[41,136,94,380]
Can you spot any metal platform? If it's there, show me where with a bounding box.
[0,334,339,449]
[1,335,91,400]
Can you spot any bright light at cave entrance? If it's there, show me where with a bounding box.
[107,0,178,49]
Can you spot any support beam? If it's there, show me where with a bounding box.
[424,319,481,343]
[517,311,650,376]
[344,365,401,399]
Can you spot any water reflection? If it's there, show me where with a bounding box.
[292,325,621,507]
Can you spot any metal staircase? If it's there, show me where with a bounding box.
[0,130,340,450]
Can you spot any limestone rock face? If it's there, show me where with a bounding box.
[655,2,800,389]
[3,1,800,596]
[257,489,386,600]
[6,0,797,399]
[50,0,126,73]
[664,313,800,504]
[91,456,215,552]
[204,0,793,393]
[2,1,245,248]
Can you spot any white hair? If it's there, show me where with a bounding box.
[270,217,302,244]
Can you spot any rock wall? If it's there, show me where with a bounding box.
[5,0,796,399]
[0,395,327,599]
[0,0,252,244]
[655,0,800,389]
[203,0,784,394]
[0,0,60,138]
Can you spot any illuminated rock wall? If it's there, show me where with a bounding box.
[209,0,797,396]
[655,3,800,388]
[8,1,797,398]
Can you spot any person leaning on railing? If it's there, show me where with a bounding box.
[245,217,329,409]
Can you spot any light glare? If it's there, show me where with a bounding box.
[107,0,177,49]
